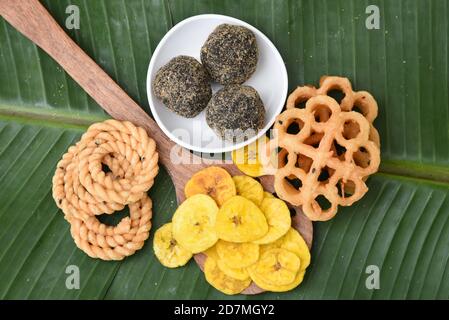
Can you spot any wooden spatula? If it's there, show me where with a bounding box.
[0,0,312,294]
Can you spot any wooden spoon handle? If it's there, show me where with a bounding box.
[0,0,177,161]
[0,1,241,195]
[0,0,227,197]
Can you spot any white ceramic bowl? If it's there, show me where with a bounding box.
[147,14,288,153]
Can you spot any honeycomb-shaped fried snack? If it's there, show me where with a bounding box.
[268,95,380,221]
[286,76,380,147]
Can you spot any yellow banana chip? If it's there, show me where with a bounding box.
[203,245,219,260]
[204,256,251,295]
[172,194,218,253]
[253,198,291,244]
[263,191,275,199]
[154,164,312,295]
[248,248,301,286]
[153,223,192,268]
[232,136,269,177]
[261,228,311,271]
[216,259,250,281]
[204,244,250,281]
[216,196,268,242]
[184,166,236,206]
[250,269,306,292]
[216,240,259,268]
[232,175,264,206]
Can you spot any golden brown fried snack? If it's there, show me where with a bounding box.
[77,120,159,205]
[184,166,236,206]
[266,94,380,221]
[67,195,152,261]
[52,119,159,260]
[52,142,125,220]
[286,76,380,147]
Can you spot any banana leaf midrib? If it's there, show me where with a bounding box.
[1,103,448,186]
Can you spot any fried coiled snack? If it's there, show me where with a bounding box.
[66,195,152,260]
[52,119,159,260]
[77,120,158,205]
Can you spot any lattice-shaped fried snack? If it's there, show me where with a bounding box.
[281,76,380,182]
[286,76,380,147]
[267,94,380,221]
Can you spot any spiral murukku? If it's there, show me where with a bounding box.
[77,120,159,205]
[52,143,125,221]
[66,195,153,261]
[52,119,159,260]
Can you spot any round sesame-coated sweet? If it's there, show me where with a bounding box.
[206,85,265,142]
[153,55,212,118]
[201,24,258,85]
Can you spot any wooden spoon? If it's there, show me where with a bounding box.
[0,0,313,294]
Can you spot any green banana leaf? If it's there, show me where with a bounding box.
[0,0,448,299]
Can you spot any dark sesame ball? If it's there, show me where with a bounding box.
[152,55,212,118]
[206,85,265,142]
[201,24,258,85]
